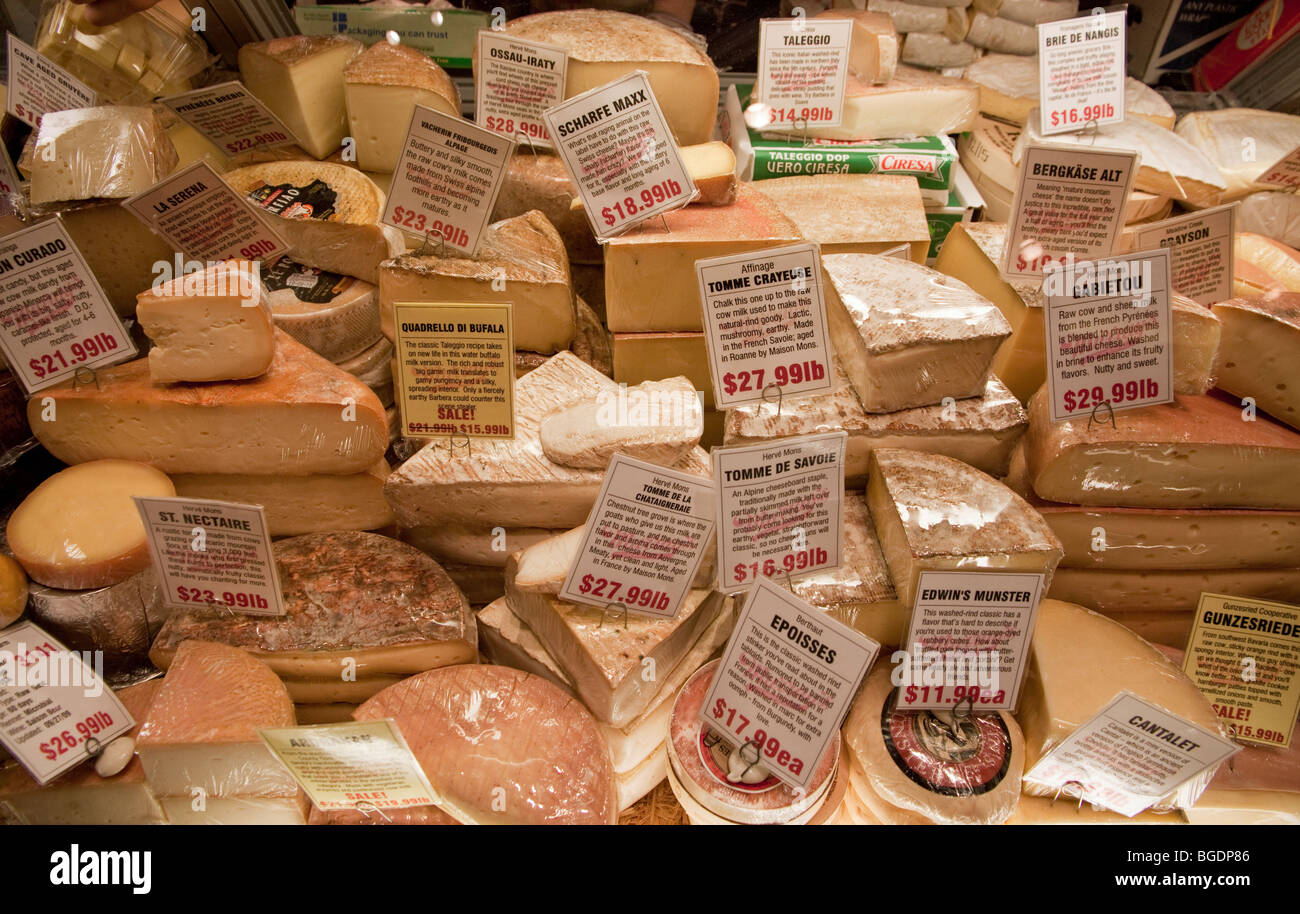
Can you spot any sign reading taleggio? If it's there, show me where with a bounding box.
[1037,9,1127,137]
[755,18,852,130]
[475,31,568,148]
[160,80,298,158]
[5,35,97,128]
[1128,204,1235,306]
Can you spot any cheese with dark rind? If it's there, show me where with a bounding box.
[27,568,167,661]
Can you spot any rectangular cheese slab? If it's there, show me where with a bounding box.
[1047,567,1300,614]
[1212,293,1300,430]
[613,332,713,408]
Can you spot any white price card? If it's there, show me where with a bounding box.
[713,431,846,593]
[1003,142,1138,281]
[1044,247,1173,423]
[701,578,879,791]
[123,160,290,263]
[1257,143,1300,191]
[1036,9,1127,136]
[259,720,439,814]
[544,71,695,239]
[134,496,284,617]
[382,105,514,258]
[160,80,298,159]
[1129,204,1235,306]
[475,31,568,148]
[0,622,134,785]
[755,18,853,130]
[559,453,716,619]
[1023,691,1240,817]
[895,570,1048,713]
[697,242,835,410]
[0,219,136,394]
[5,35,97,128]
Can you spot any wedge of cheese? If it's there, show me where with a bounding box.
[1049,567,1300,614]
[1174,108,1300,204]
[510,524,716,594]
[492,152,600,264]
[30,106,177,204]
[539,376,703,469]
[816,9,899,84]
[1171,295,1221,395]
[238,36,362,159]
[824,253,1011,412]
[54,198,176,317]
[1024,388,1300,509]
[403,524,560,568]
[379,210,575,353]
[1233,233,1300,299]
[477,597,577,695]
[343,40,460,173]
[1211,293,1300,429]
[681,141,738,206]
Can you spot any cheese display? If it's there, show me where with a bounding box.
[1212,293,1300,428]
[1234,233,1300,298]
[343,40,460,173]
[964,55,1177,128]
[29,106,177,204]
[539,377,703,469]
[239,36,363,159]
[901,31,980,68]
[264,260,381,363]
[816,10,900,84]
[1174,108,1300,204]
[753,174,931,261]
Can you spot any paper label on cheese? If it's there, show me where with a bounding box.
[713,432,846,593]
[123,160,291,264]
[1183,593,1300,749]
[1003,143,1137,281]
[4,35,97,128]
[755,18,852,131]
[1129,204,1235,306]
[134,496,285,617]
[896,570,1047,713]
[1023,690,1239,817]
[160,80,298,158]
[259,720,439,813]
[559,453,716,619]
[0,622,134,785]
[475,32,568,149]
[544,71,695,239]
[1036,10,1126,136]
[701,578,878,791]
[1258,144,1300,191]
[383,105,514,258]
[1043,247,1173,423]
[0,219,136,394]
[392,301,514,439]
[697,242,835,410]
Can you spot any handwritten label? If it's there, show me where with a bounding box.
[5,35,97,128]
[1037,10,1127,136]
[1129,204,1235,305]
[475,32,568,148]
[756,18,853,130]
[160,80,298,158]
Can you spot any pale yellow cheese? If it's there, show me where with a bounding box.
[239,36,363,159]
[816,9,900,84]
[613,332,713,408]
[1048,567,1300,614]
[30,106,177,204]
[58,200,178,318]
[1212,293,1300,430]
[344,40,461,173]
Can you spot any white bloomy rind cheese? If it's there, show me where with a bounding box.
[1174,108,1300,204]
[815,9,900,84]
[238,35,362,159]
[344,40,461,173]
[1212,292,1300,430]
[972,0,1079,26]
[29,106,178,204]
[868,0,948,33]
[539,376,703,469]
[901,31,980,68]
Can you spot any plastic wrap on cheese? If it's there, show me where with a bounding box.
[1174,108,1300,204]
[0,367,38,470]
[27,567,168,662]
[28,106,178,205]
[1239,192,1300,250]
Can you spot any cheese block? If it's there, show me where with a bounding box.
[500,10,718,146]
[539,376,703,469]
[1171,295,1221,395]
[492,152,600,264]
[1106,611,1193,648]
[612,332,712,407]
[403,524,560,568]
[958,115,1021,194]
[510,525,716,595]
[972,0,1078,26]
[477,597,576,695]
[725,358,1025,481]
[294,703,360,726]
[1024,388,1300,509]
[27,568,166,661]
[385,353,712,529]
[1017,110,1226,207]
[354,664,618,824]
[136,261,274,383]
[1184,727,1300,825]
[950,10,1036,55]
[344,40,460,173]
[1007,795,1185,824]
[150,531,474,680]
[137,641,299,804]
[868,0,949,32]
[168,121,230,172]
[965,55,1177,128]
[1020,599,1227,811]
[1174,108,1300,204]
[441,562,505,606]
[0,681,165,825]
[1239,191,1300,250]
[54,198,176,317]
[752,174,931,261]
[379,210,575,354]
[263,258,380,362]
[901,31,980,68]
[30,106,177,204]
[816,10,900,84]
[823,253,1011,412]
[171,462,394,536]
[7,460,174,590]
[1234,233,1300,298]
[0,556,27,628]
[1212,293,1299,429]
[680,141,738,206]
[843,664,1026,824]
[1048,567,1300,614]
[238,36,362,159]
[30,331,387,476]
[868,448,1062,611]
[224,162,402,284]
[605,184,801,333]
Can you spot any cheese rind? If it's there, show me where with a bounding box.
[901,31,979,68]
[0,556,27,629]
[868,0,948,32]
[238,36,362,159]
[680,142,737,206]
[264,259,380,362]
[1048,567,1300,614]
[1171,295,1221,395]
[753,174,931,261]
[30,106,177,204]
[816,10,900,84]
[27,568,166,660]
[1212,293,1300,429]
[1174,108,1300,204]
[1234,233,1300,298]
[539,376,703,469]
[965,55,1177,128]
[972,0,1079,26]
[492,152,600,264]
[344,40,460,173]
[956,10,1037,55]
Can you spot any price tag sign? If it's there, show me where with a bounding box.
[160,80,298,159]
[560,453,715,619]
[713,432,846,593]
[5,35,97,128]
[0,622,134,785]
[1182,593,1300,749]
[1129,205,1236,306]
[0,219,136,394]
[1037,9,1127,136]
[475,31,568,148]
[392,301,514,439]
[1044,247,1173,423]
[1024,691,1239,817]
[1257,144,1300,191]
[123,161,291,263]
[382,105,514,258]
[134,496,284,617]
[896,571,1047,712]
[544,71,695,239]
[697,242,835,410]
[1003,142,1138,281]
[701,578,879,791]
[755,18,853,130]
[259,720,440,813]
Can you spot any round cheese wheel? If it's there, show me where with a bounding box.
[0,554,28,628]
[7,460,174,590]
[847,757,932,825]
[264,258,381,362]
[27,567,164,659]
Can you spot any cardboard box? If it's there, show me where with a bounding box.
[1126,0,1260,83]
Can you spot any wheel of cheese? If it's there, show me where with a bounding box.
[6,460,174,590]
[264,258,381,362]
[336,334,393,391]
[27,567,165,660]
[805,743,852,825]
[0,555,28,628]
[847,757,932,825]
[843,665,1025,825]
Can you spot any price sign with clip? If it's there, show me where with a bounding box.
[1036,8,1127,137]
